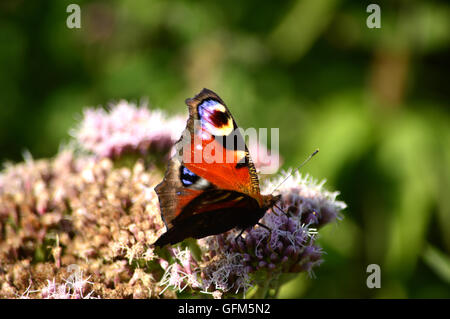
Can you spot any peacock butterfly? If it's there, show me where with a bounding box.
[153,88,280,247]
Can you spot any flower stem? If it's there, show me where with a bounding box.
[253,279,271,299]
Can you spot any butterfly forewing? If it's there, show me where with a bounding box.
[153,89,276,247]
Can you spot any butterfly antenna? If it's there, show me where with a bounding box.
[271,149,319,194]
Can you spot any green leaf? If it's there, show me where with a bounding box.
[423,244,450,284]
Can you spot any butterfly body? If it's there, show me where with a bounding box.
[153,89,280,247]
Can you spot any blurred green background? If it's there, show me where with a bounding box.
[0,0,449,298]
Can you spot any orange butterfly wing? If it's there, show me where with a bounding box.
[154,89,278,246]
[182,89,262,203]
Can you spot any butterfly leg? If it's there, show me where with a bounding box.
[234,222,272,245]
[257,223,274,245]
[273,203,290,218]
[256,222,271,232]
[234,228,246,244]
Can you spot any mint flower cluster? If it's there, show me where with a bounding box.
[0,100,345,299]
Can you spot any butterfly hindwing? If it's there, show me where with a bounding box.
[154,156,209,229]
[154,188,264,246]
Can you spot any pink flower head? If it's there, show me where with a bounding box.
[72,100,186,159]
[194,170,346,296]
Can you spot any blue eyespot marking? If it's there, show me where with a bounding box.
[198,99,220,112]
[182,179,193,185]
[180,165,199,187]
[197,99,233,136]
